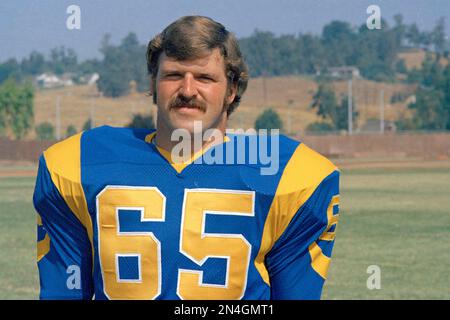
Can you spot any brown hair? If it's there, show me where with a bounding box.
[146,15,248,115]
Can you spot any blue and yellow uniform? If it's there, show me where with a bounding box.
[34,126,340,300]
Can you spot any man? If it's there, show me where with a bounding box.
[34,15,340,300]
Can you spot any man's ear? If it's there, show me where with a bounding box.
[226,82,237,105]
[149,77,157,104]
[148,77,154,96]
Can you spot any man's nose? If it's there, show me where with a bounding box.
[179,74,198,98]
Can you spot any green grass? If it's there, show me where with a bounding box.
[0,177,39,299]
[322,167,450,299]
[1,167,449,299]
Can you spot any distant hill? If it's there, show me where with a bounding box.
[31,75,416,139]
[398,49,449,70]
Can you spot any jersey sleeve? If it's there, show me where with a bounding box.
[33,155,94,300]
[266,170,340,300]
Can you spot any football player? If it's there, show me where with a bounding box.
[34,15,340,300]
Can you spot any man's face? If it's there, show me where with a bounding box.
[153,48,236,135]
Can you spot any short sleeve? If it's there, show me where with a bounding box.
[33,155,94,299]
[266,170,340,299]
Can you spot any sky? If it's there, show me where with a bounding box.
[0,0,449,62]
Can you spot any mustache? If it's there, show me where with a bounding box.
[169,95,207,112]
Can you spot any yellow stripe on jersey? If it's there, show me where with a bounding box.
[43,132,94,265]
[37,234,50,262]
[309,194,340,279]
[37,214,50,262]
[254,143,337,285]
[308,242,331,279]
[319,195,340,242]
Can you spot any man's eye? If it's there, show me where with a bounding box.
[199,76,214,82]
[164,73,181,79]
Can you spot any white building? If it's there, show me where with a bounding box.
[326,66,361,79]
[35,73,74,88]
[87,73,100,85]
[36,73,60,88]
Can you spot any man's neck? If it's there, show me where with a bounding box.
[154,113,228,157]
[153,123,228,160]
[153,131,226,153]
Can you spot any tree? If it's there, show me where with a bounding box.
[82,118,93,131]
[409,88,446,129]
[420,31,433,50]
[311,83,357,130]
[321,21,356,67]
[96,47,130,97]
[405,51,450,130]
[409,53,444,88]
[0,58,21,84]
[0,89,6,135]
[311,83,338,120]
[298,33,325,73]
[356,22,398,81]
[126,113,155,129]
[254,108,283,131]
[441,64,450,98]
[406,23,421,47]
[78,58,101,75]
[66,124,77,137]
[395,59,408,74]
[48,46,78,75]
[97,32,148,97]
[21,51,46,76]
[73,58,101,84]
[305,121,335,133]
[337,96,358,131]
[431,17,446,54]
[239,31,277,77]
[35,122,56,141]
[442,64,450,129]
[237,16,412,81]
[393,14,406,47]
[273,34,300,75]
[0,79,34,139]
[120,33,148,93]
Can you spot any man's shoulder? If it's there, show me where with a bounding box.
[229,133,337,195]
[80,125,155,142]
[293,142,338,174]
[42,126,155,175]
[225,132,299,156]
[44,126,155,156]
[271,142,338,225]
[228,132,336,170]
[273,136,338,196]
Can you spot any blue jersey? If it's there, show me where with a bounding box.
[34,126,340,300]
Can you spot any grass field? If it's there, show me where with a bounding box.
[0,176,38,299]
[1,165,449,299]
[323,166,450,299]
